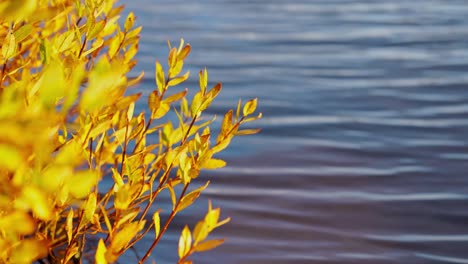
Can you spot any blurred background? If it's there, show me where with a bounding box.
[121,1,468,263]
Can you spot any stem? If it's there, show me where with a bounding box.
[139,184,190,264]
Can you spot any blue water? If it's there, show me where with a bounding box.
[122,1,468,263]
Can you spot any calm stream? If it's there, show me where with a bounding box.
[121,1,468,263]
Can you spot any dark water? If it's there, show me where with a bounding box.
[122,1,468,263]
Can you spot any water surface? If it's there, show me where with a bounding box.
[122,1,468,263]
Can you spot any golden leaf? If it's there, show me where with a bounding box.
[153,211,160,237]
[193,221,209,243]
[155,61,166,93]
[13,24,33,43]
[168,71,190,87]
[178,181,210,212]
[178,225,192,258]
[2,31,16,60]
[66,209,74,244]
[96,239,108,264]
[67,170,99,199]
[0,211,35,235]
[9,239,48,264]
[202,158,226,170]
[84,192,97,224]
[194,239,225,252]
[0,144,23,171]
[243,98,258,116]
[21,186,53,221]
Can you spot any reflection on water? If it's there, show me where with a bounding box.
[122,0,468,263]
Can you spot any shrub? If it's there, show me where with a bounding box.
[0,0,261,263]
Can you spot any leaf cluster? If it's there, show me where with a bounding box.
[0,1,261,263]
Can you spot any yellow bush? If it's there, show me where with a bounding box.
[0,1,261,263]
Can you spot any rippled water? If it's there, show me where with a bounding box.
[122,1,468,263]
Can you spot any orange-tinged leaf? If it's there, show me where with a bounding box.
[164,89,187,104]
[235,128,262,136]
[168,47,177,68]
[2,31,16,60]
[202,158,226,170]
[96,239,108,264]
[178,44,191,61]
[243,98,258,116]
[178,225,192,258]
[194,239,225,252]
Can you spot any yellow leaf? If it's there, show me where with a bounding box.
[56,31,76,53]
[96,239,108,264]
[110,221,145,254]
[194,239,225,252]
[2,31,16,60]
[205,207,221,230]
[21,186,53,220]
[39,62,66,107]
[153,212,160,237]
[66,209,74,244]
[124,12,135,32]
[0,211,35,235]
[0,144,23,171]
[84,192,97,223]
[243,98,258,116]
[82,38,104,57]
[178,225,192,258]
[198,69,207,94]
[153,102,170,119]
[190,92,203,118]
[202,158,226,170]
[167,71,190,87]
[178,181,210,212]
[115,184,131,210]
[169,60,184,77]
[10,239,48,264]
[80,58,124,112]
[155,61,165,93]
[168,184,177,210]
[67,170,99,199]
[13,24,33,43]
[193,221,209,243]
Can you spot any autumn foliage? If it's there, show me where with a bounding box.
[0,0,261,263]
